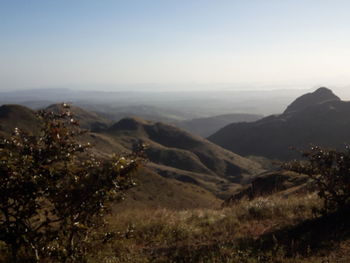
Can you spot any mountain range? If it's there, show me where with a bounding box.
[2,87,348,208]
[0,103,264,208]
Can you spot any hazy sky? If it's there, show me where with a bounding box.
[1,0,350,91]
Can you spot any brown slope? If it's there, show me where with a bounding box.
[104,117,264,198]
[209,87,350,160]
[114,167,221,210]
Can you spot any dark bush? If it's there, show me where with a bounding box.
[0,105,141,262]
[285,146,350,212]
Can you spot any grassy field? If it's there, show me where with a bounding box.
[85,193,350,263]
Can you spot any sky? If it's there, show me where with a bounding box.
[1,0,350,91]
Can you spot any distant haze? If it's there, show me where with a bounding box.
[1,1,350,91]
[1,87,350,118]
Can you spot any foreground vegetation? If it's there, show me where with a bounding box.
[0,107,141,262]
[91,145,350,263]
[83,193,349,263]
[1,192,349,262]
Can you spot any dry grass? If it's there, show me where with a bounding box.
[2,193,348,262]
[86,193,350,262]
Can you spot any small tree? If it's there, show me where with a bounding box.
[0,105,141,262]
[285,146,350,212]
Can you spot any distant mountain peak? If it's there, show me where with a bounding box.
[283,87,340,114]
[315,87,334,94]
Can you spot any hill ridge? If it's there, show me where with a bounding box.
[209,87,350,160]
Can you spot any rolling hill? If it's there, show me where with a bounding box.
[0,103,264,207]
[103,117,264,198]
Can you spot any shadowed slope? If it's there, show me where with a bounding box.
[284,87,340,114]
[209,88,350,160]
[0,104,39,135]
